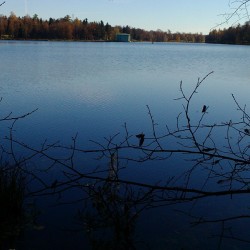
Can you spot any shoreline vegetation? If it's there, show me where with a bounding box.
[0,13,250,44]
[0,13,205,43]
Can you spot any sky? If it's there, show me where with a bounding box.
[0,0,247,34]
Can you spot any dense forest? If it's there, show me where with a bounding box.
[1,12,250,44]
[206,21,250,44]
[0,12,205,42]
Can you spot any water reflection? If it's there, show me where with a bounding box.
[1,41,250,249]
[77,181,140,249]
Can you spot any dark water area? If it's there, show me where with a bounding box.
[1,41,250,249]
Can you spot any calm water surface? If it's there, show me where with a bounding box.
[1,41,250,142]
[1,41,250,249]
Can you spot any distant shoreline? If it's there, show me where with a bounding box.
[0,38,205,43]
[1,39,250,46]
[1,14,250,45]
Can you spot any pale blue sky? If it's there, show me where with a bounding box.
[0,0,245,34]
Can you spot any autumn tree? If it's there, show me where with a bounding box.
[0,14,7,38]
[105,22,112,40]
[7,12,19,38]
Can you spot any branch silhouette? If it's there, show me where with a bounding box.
[2,72,250,248]
[212,0,250,29]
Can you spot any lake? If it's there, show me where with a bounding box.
[1,41,250,249]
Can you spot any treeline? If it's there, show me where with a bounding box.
[0,12,205,42]
[206,21,250,44]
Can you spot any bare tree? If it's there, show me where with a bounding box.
[2,72,250,248]
[214,0,250,28]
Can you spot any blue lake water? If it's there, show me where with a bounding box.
[1,41,250,249]
[1,41,250,142]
